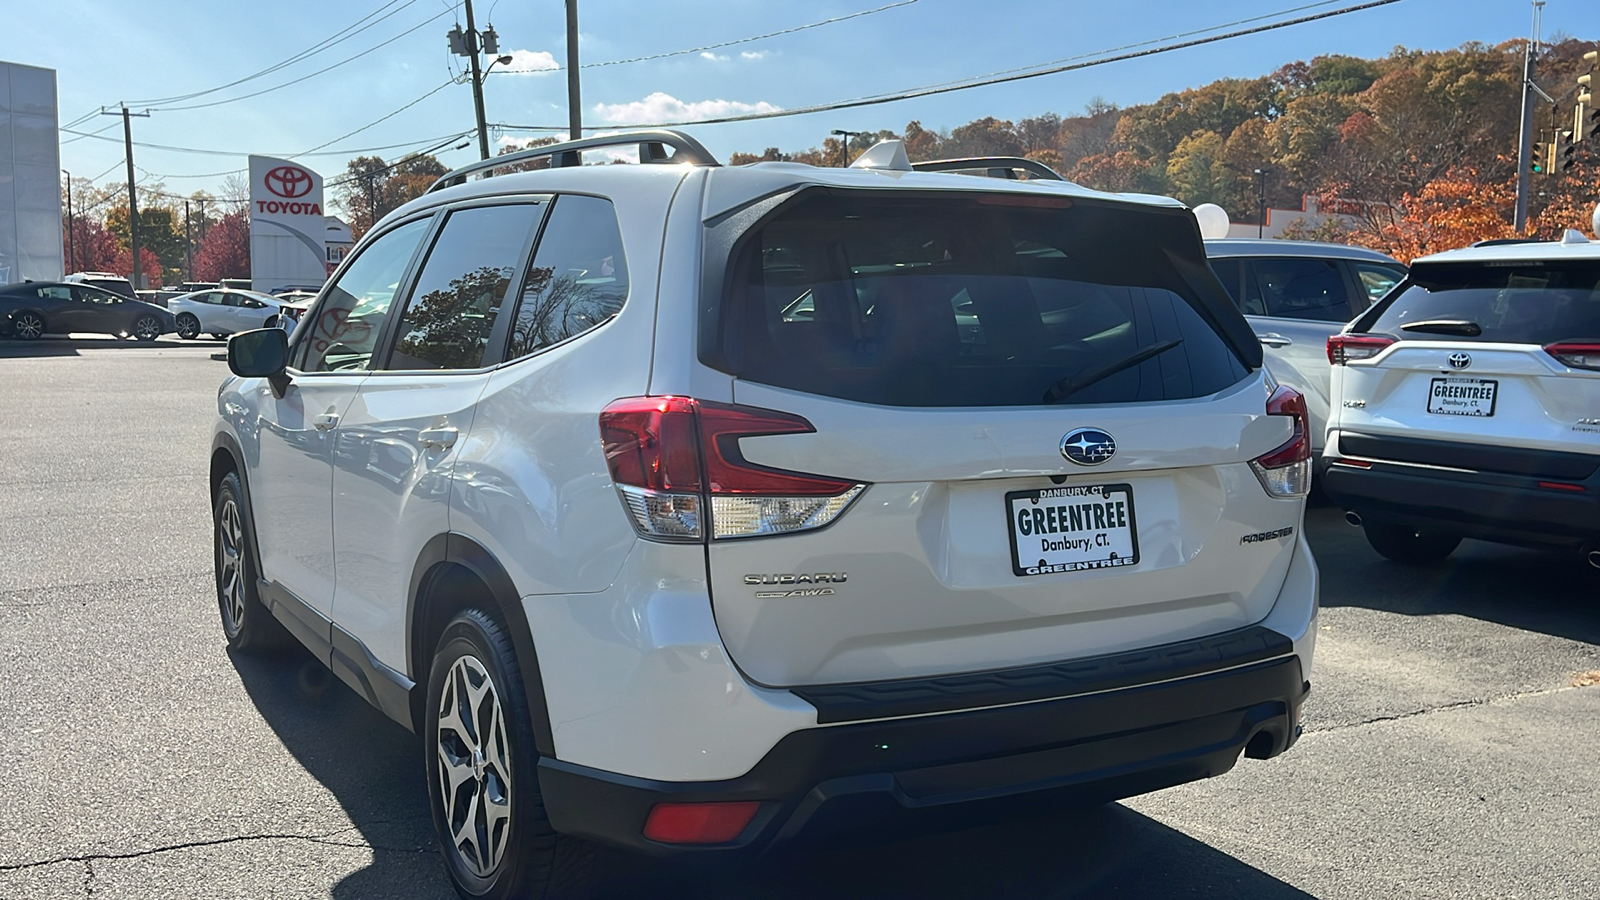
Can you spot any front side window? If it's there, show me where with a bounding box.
[299,216,432,372]
[506,195,629,361]
[1365,261,1600,345]
[1246,258,1351,322]
[389,204,545,370]
[711,192,1248,407]
[75,287,121,304]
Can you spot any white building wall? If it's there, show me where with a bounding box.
[0,60,64,284]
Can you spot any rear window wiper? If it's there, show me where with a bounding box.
[1043,338,1184,404]
[1399,319,1482,336]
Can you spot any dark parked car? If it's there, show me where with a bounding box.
[0,281,175,341]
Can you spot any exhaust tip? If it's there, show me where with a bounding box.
[1588,550,1600,570]
[1344,511,1363,527]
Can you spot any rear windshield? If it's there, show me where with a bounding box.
[1366,260,1600,344]
[710,192,1249,407]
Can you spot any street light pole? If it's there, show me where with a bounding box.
[61,169,74,274]
[1254,168,1268,238]
[831,129,864,166]
[566,0,581,141]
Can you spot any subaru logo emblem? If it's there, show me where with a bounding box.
[1061,429,1116,466]
[1448,352,1471,370]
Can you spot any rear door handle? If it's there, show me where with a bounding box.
[1256,333,1293,348]
[313,412,340,431]
[419,427,459,450]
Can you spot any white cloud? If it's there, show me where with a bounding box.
[739,51,768,60]
[701,51,729,62]
[500,49,559,74]
[592,92,781,125]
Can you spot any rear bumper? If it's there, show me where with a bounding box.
[537,648,1308,856]
[1322,440,1600,549]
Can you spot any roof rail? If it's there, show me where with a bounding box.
[428,129,719,193]
[910,157,1065,182]
[1469,238,1541,248]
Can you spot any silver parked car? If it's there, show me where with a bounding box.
[1207,240,1407,462]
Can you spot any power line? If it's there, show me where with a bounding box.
[509,0,919,72]
[146,6,457,113]
[61,121,120,145]
[125,0,419,106]
[500,0,1406,132]
[292,80,458,155]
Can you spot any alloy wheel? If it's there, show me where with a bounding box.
[436,654,514,878]
[13,313,44,340]
[177,315,201,340]
[133,316,162,341]
[216,497,246,636]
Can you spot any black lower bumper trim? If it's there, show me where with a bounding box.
[538,650,1307,856]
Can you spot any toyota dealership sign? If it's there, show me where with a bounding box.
[248,156,328,292]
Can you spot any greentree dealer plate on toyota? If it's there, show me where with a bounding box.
[1006,484,1139,577]
[1427,377,1498,417]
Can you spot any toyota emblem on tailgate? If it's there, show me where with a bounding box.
[1061,429,1116,466]
[1448,352,1471,369]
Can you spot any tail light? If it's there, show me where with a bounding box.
[1545,341,1600,371]
[1327,334,1395,365]
[643,801,761,844]
[599,396,866,541]
[1249,385,1310,499]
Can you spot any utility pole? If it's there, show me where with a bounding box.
[463,0,491,160]
[183,199,193,282]
[1254,168,1269,238]
[566,0,581,140]
[1514,1,1545,234]
[61,169,74,274]
[102,104,151,288]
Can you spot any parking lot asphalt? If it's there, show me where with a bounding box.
[2,336,1598,899]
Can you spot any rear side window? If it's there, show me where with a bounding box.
[1366,261,1600,344]
[506,195,629,361]
[711,192,1249,407]
[1246,258,1351,322]
[1350,261,1406,304]
[388,203,545,370]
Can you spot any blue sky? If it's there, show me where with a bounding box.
[5,0,1593,208]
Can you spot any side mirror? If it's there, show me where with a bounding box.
[228,327,289,378]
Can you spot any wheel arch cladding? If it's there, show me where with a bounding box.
[408,533,555,754]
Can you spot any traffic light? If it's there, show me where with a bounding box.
[1531,142,1548,175]
[1579,50,1597,142]
[1555,129,1576,173]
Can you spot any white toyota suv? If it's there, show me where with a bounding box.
[1323,231,1600,564]
[211,131,1318,899]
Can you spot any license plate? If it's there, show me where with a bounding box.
[1006,484,1139,577]
[1427,377,1497,417]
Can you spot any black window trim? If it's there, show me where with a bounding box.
[368,196,554,375]
[288,210,441,375]
[495,191,634,369]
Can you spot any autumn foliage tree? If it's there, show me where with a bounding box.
[193,211,251,282]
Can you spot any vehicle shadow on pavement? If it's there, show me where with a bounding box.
[1306,506,1600,645]
[0,336,199,357]
[227,644,454,900]
[231,644,1315,900]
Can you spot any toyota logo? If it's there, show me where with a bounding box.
[1061,429,1117,466]
[1448,352,1471,370]
[264,165,314,199]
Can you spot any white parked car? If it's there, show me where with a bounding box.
[1207,240,1407,464]
[1323,231,1600,564]
[211,131,1318,899]
[168,288,289,340]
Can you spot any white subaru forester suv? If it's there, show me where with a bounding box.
[211,131,1318,899]
[1323,230,1600,565]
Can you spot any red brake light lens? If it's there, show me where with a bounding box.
[1327,334,1396,365]
[643,801,761,844]
[1544,341,1600,371]
[1249,385,1311,498]
[599,397,866,541]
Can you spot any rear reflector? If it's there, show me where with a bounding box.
[642,801,761,844]
[1327,334,1396,365]
[1544,341,1600,371]
[1537,481,1586,493]
[599,397,866,541]
[1249,385,1311,499]
[1331,458,1372,469]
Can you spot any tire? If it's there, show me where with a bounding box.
[264,315,279,329]
[11,311,45,340]
[1362,520,1461,564]
[176,313,201,340]
[132,314,163,342]
[211,333,229,341]
[426,609,597,900]
[213,471,290,652]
